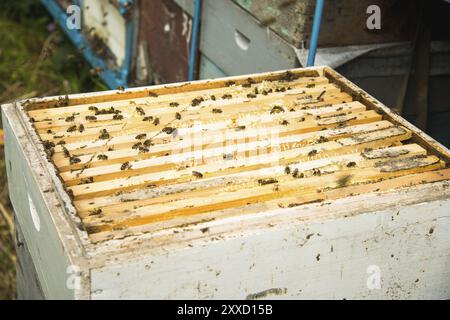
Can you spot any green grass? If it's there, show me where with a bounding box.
[0,0,107,300]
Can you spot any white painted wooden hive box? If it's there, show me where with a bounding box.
[2,66,450,299]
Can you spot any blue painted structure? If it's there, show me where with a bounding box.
[306,0,325,67]
[41,0,134,89]
[188,0,202,81]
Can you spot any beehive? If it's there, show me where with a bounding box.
[3,67,450,299]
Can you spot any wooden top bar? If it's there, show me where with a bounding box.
[22,67,449,243]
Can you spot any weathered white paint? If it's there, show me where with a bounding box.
[89,185,450,299]
[2,104,90,299]
[82,0,127,68]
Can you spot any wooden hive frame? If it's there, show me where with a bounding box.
[3,66,450,299]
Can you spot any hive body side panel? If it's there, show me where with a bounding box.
[199,0,298,76]
[90,197,450,299]
[2,106,87,299]
[15,219,45,300]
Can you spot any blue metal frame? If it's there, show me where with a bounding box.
[188,0,202,81]
[41,0,134,89]
[306,0,325,67]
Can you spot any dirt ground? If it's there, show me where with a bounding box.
[0,1,105,299]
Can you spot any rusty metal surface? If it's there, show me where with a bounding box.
[139,0,192,84]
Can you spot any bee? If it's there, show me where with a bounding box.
[284,166,291,174]
[136,106,145,116]
[67,189,75,201]
[97,154,108,160]
[117,86,125,91]
[212,108,223,114]
[142,116,154,122]
[162,127,175,134]
[191,97,204,106]
[192,171,203,178]
[308,149,318,157]
[113,114,123,120]
[223,153,233,160]
[56,95,69,107]
[99,129,110,140]
[246,93,257,99]
[56,140,65,145]
[210,95,216,101]
[80,177,94,185]
[120,161,132,170]
[257,178,278,185]
[275,87,286,92]
[78,124,85,132]
[175,112,182,120]
[235,125,246,131]
[143,139,153,147]
[346,161,356,168]
[282,70,299,82]
[148,91,158,97]
[67,125,77,132]
[62,146,70,158]
[135,133,147,140]
[222,94,232,99]
[89,208,102,216]
[132,142,142,149]
[86,115,97,121]
[280,120,289,126]
[65,115,75,122]
[225,80,236,87]
[138,147,149,153]
[89,66,103,75]
[270,106,285,114]
[306,83,315,88]
[95,107,116,115]
[69,156,81,164]
[42,140,55,149]
[88,106,99,112]
[170,102,179,107]
[318,136,328,143]
[152,117,160,126]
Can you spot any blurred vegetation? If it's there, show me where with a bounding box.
[0,0,106,300]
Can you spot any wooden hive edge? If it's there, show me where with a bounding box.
[1,102,92,299]
[322,66,450,163]
[9,66,450,260]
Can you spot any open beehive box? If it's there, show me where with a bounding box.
[3,67,450,299]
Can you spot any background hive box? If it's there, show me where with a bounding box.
[231,0,417,48]
[2,66,450,299]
